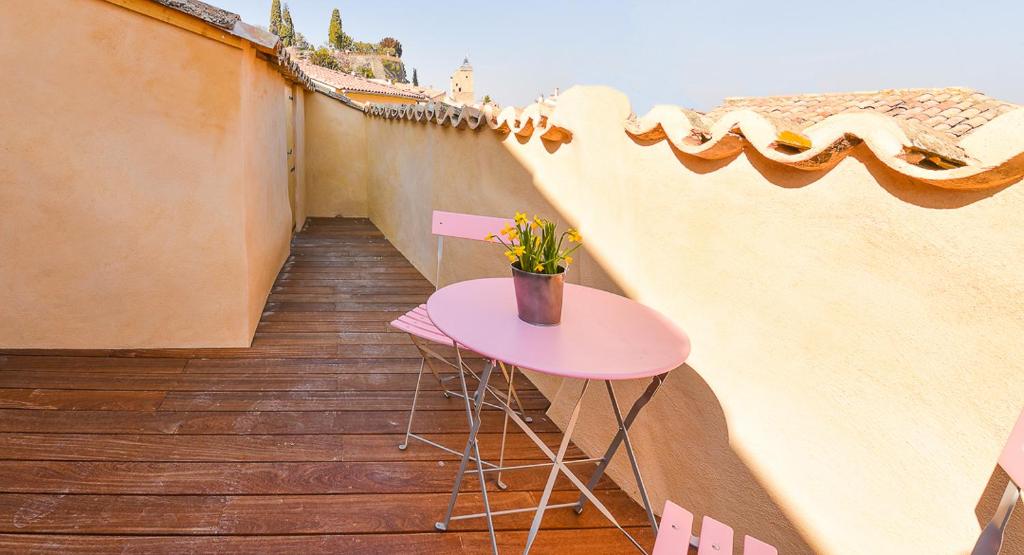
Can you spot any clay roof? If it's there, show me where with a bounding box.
[146,0,312,92]
[152,0,239,30]
[705,87,1018,139]
[392,83,447,101]
[297,61,425,101]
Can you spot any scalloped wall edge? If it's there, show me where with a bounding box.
[362,101,573,143]
[626,106,1024,190]
[323,85,1023,190]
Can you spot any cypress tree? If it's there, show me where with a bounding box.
[328,8,343,50]
[412,68,419,87]
[280,4,295,46]
[269,0,282,36]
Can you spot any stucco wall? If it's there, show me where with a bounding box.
[0,0,292,347]
[310,86,1024,553]
[292,83,308,230]
[239,43,294,336]
[304,91,370,217]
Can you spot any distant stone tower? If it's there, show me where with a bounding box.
[449,57,474,105]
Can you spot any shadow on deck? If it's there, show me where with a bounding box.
[0,217,654,553]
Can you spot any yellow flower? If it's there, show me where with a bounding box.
[500,225,513,237]
[512,245,526,256]
[567,229,582,243]
[504,250,518,263]
[534,263,544,272]
[507,228,519,240]
[514,211,528,225]
[484,233,496,242]
[533,235,541,247]
[564,255,573,265]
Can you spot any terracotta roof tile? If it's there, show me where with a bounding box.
[152,0,239,29]
[706,87,1019,139]
[297,61,424,102]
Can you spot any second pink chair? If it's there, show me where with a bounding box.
[391,210,531,477]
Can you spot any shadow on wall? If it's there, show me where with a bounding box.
[741,143,1018,208]
[547,363,817,553]
[362,122,819,553]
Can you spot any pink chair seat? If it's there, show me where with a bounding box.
[390,304,455,347]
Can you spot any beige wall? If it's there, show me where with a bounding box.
[238,43,294,336]
[309,86,1024,553]
[0,0,293,347]
[292,83,308,230]
[304,91,370,217]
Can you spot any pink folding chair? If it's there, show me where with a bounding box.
[652,500,777,555]
[392,210,531,481]
[973,408,1024,555]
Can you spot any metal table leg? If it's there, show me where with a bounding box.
[523,379,590,553]
[517,380,647,554]
[574,375,665,536]
[436,369,664,554]
[606,380,658,534]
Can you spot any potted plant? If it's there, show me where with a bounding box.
[486,212,582,325]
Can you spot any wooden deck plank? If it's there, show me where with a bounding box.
[0,390,166,411]
[156,390,550,412]
[0,461,613,494]
[0,218,652,552]
[0,490,647,534]
[0,529,655,555]
[0,371,536,392]
[0,408,558,434]
[0,433,577,462]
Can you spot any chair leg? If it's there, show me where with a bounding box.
[494,363,517,490]
[398,357,426,451]
[436,354,498,554]
[494,361,533,423]
[410,335,455,398]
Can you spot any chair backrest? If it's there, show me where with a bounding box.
[972,408,1024,555]
[999,409,1024,487]
[430,210,510,287]
[653,500,776,555]
[431,210,509,242]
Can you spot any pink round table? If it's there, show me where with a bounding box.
[428,278,691,553]
[427,278,690,381]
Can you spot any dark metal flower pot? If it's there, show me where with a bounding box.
[511,264,565,326]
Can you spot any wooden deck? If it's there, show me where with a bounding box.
[0,218,654,553]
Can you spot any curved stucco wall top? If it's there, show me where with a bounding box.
[359,87,1024,191]
[365,100,573,143]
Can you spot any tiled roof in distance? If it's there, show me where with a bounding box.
[705,87,1019,139]
[297,61,425,101]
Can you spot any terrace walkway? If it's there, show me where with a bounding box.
[0,218,654,553]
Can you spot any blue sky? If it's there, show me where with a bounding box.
[218,0,1024,113]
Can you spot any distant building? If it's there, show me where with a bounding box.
[449,57,474,105]
[392,82,447,103]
